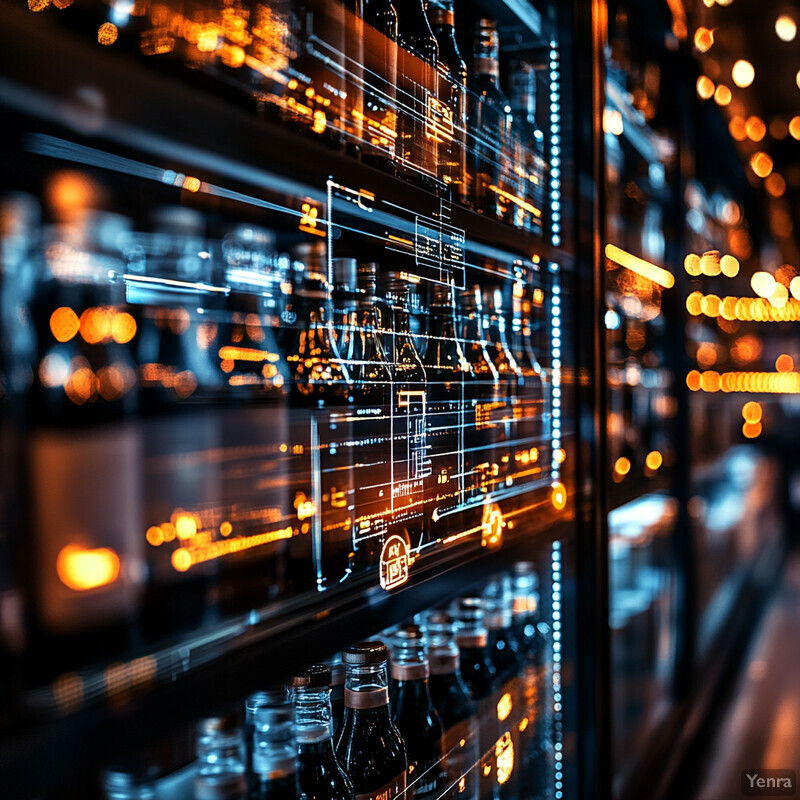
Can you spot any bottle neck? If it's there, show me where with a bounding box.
[294,687,334,745]
[344,661,391,710]
[473,57,500,81]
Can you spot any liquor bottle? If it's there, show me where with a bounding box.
[102,767,157,799]
[349,263,393,569]
[389,625,445,800]
[425,611,479,800]
[421,281,470,539]
[469,19,514,221]
[194,716,247,800]
[426,0,468,203]
[252,698,302,800]
[394,0,439,180]
[335,642,408,800]
[292,666,355,800]
[458,287,498,522]
[509,60,546,235]
[359,0,400,167]
[384,271,429,551]
[483,578,522,685]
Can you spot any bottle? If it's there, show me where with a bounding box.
[483,578,521,685]
[359,0,399,166]
[349,263,393,570]
[384,271,429,551]
[292,666,355,800]
[451,597,496,701]
[468,19,514,221]
[102,767,157,800]
[246,691,286,798]
[194,716,247,800]
[421,282,470,539]
[328,658,347,741]
[426,612,479,800]
[426,0,468,203]
[390,626,445,800]
[252,698,302,800]
[394,0,439,180]
[458,287,498,525]
[335,641,408,800]
[509,60,546,234]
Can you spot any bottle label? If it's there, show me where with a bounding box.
[345,687,390,709]
[391,661,429,681]
[354,771,407,800]
[428,7,455,26]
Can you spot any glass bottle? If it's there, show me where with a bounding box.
[384,271,429,551]
[389,626,445,800]
[335,642,408,800]
[194,716,247,800]
[328,658,347,741]
[426,0,468,203]
[426,611,479,800]
[451,597,496,701]
[252,699,302,800]
[421,281,470,539]
[349,263,393,570]
[102,767,157,800]
[246,691,287,798]
[468,19,514,221]
[292,666,355,800]
[394,0,439,180]
[483,578,521,685]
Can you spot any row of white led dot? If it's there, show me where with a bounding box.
[552,540,563,798]
[551,273,562,480]
[550,42,562,249]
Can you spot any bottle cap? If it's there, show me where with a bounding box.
[197,715,241,736]
[343,640,389,665]
[292,665,333,689]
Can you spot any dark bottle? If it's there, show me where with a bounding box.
[421,282,470,538]
[335,642,408,800]
[468,19,514,221]
[292,666,355,800]
[252,698,302,800]
[384,272,429,550]
[394,0,439,179]
[426,0,468,204]
[451,598,496,701]
[194,716,247,800]
[483,578,521,685]
[425,611,479,800]
[328,658,347,741]
[389,626,445,800]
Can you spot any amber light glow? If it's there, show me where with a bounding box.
[694,27,715,51]
[776,14,797,41]
[750,152,774,178]
[732,60,755,88]
[605,244,675,288]
[57,544,120,591]
[742,401,762,423]
[50,307,80,342]
[696,76,715,100]
[551,482,567,510]
[645,450,663,470]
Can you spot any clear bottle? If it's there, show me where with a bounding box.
[194,716,247,800]
[102,767,157,800]
[252,699,302,800]
[335,642,408,800]
[389,626,445,800]
[246,691,287,798]
[292,666,354,800]
[468,19,514,221]
[426,0,468,203]
[327,657,347,741]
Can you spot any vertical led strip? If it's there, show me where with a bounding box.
[549,42,562,248]
[552,540,564,799]
[550,265,562,481]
